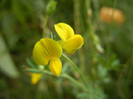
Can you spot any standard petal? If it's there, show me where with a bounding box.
[49,58,62,77]
[40,38,62,58]
[31,73,41,85]
[60,35,84,54]
[33,38,62,65]
[54,23,74,41]
[33,41,50,65]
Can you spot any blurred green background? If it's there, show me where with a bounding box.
[0,0,133,99]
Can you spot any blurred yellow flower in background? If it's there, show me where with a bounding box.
[25,68,42,85]
[33,38,62,77]
[31,73,41,85]
[100,7,124,24]
[54,23,84,54]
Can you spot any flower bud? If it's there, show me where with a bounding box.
[46,0,57,15]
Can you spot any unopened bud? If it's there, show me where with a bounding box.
[46,0,57,15]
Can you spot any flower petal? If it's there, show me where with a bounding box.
[33,41,49,65]
[54,23,74,41]
[33,38,62,65]
[49,58,62,77]
[31,73,41,85]
[60,35,84,54]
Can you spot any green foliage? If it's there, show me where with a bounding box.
[0,35,19,78]
[0,0,133,99]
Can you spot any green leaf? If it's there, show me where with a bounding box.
[0,35,19,78]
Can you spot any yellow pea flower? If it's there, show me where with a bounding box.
[31,73,41,85]
[54,23,84,54]
[33,38,62,77]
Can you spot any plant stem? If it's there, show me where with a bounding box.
[43,70,88,92]
[62,54,88,86]
[27,68,90,92]
[42,14,49,38]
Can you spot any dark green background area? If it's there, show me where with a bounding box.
[0,0,133,99]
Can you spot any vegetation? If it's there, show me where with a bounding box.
[0,0,133,99]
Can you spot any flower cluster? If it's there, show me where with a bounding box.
[33,23,84,78]
[54,23,84,54]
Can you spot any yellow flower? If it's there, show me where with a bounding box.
[31,73,41,85]
[33,38,62,77]
[54,23,84,54]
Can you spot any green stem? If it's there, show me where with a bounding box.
[42,14,49,38]
[62,54,88,86]
[43,70,88,92]
[27,69,89,92]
